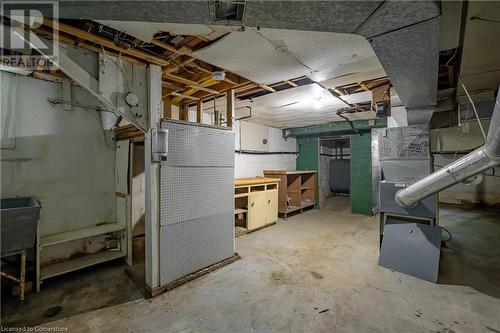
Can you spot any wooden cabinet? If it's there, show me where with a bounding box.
[266,189,278,224]
[248,191,267,230]
[234,178,280,235]
[263,170,317,218]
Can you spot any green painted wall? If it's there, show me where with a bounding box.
[292,119,383,215]
[297,137,319,171]
[350,133,373,215]
[287,119,387,137]
[297,137,319,205]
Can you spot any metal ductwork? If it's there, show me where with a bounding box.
[395,88,500,207]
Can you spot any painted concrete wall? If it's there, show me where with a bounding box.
[350,132,373,215]
[430,121,500,206]
[0,72,116,237]
[131,144,145,235]
[234,121,297,178]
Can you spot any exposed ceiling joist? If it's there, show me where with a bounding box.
[40,18,169,66]
[170,92,200,101]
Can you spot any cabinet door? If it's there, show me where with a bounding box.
[266,189,278,224]
[248,191,267,230]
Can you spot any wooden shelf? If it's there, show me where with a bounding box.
[285,205,302,213]
[263,170,316,175]
[234,208,247,214]
[235,193,249,198]
[40,223,125,247]
[40,250,125,280]
[235,177,280,186]
[264,170,317,218]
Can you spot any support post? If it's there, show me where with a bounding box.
[196,100,202,123]
[180,103,189,121]
[145,64,162,289]
[163,96,172,119]
[226,89,234,128]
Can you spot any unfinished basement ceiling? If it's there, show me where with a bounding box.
[192,27,386,85]
[96,20,241,42]
[194,83,381,128]
[47,1,441,123]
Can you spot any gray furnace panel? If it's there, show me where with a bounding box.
[379,125,430,160]
[379,222,442,283]
[159,121,235,286]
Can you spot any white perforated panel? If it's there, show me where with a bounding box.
[160,166,234,225]
[159,212,234,284]
[158,121,235,285]
[161,121,234,167]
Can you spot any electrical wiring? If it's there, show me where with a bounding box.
[439,226,453,242]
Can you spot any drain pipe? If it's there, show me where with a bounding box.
[395,87,500,207]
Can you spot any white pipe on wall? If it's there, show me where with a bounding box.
[395,87,500,207]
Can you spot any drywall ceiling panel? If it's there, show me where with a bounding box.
[192,29,309,84]
[235,83,352,128]
[341,91,372,104]
[258,28,382,83]
[318,60,387,89]
[241,83,348,110]
[96,20,239,42]
[245,110,378,129]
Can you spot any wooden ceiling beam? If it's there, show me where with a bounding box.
[151,39,192,56]
[163,56,196,74]
[41,19,169,66]
[33,27,146,65]
[163,73,200,86]
[170,92,200,101]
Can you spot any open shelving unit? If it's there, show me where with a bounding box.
[36,223,127,292]
[263,170,317,218]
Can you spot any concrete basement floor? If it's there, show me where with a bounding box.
[4,197,500,332]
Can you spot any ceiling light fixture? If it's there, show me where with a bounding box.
[212,71,225,81]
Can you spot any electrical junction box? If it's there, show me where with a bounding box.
[151,128,168,162]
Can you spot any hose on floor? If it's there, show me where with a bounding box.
[439,226,453,242]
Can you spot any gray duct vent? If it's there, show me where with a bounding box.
[212,0,246,22]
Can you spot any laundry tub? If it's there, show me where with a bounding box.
[1,197,41,255]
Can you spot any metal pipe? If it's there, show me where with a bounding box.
[395,87,500,207]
